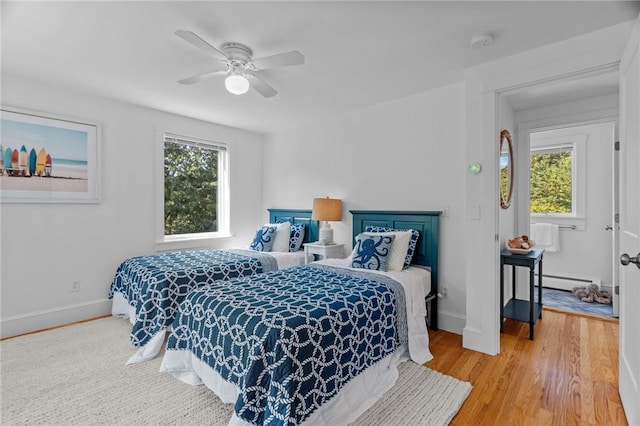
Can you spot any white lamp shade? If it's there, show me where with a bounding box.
[225,74,250,95]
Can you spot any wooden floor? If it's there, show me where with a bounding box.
[425,308,627,426]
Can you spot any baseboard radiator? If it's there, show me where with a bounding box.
[535,274,602,290]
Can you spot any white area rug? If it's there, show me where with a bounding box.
[1,317,472,425]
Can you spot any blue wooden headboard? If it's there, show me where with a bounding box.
[350,210,441,329]
[268,209,319,244]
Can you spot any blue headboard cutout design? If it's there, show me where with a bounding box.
[268,209,319,245]
[350,210,441,329]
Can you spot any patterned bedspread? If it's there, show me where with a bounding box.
[108,248,278,347]
[166,263,407,426]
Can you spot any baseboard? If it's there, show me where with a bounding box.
[437,310,466,335]
[1,299,112,339]
[462,326,499,356]
[537,275,603,292]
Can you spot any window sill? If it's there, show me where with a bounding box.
[155,233,233,252]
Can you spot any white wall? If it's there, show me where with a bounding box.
[262,82,468,333]
[0,75,264,338]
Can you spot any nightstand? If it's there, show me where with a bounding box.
[303,243,345,264]
[500,247,544,340]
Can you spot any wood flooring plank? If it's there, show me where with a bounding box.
[427,309,627,426]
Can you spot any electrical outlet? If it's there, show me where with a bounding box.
[441,286,448,298]
[71,280,80,293]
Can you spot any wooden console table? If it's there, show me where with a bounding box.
[500,247,544,340]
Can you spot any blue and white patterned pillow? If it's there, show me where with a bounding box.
[364,226,419,270]
[289,223,306,252]
[250,225,277,251]
[351,233,396,271]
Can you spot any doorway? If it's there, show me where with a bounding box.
[527,122,617,319]
[501,71,620,319]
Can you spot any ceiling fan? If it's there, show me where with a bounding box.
[175,29,305,98]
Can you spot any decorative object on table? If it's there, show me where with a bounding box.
[499,129,514,209]
[507,235,534,254]
[312,196,342,244]
[0,106,100,203]
[571,283,612,304]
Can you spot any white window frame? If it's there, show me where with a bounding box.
[530,133,586,221]
[155,131,230,251]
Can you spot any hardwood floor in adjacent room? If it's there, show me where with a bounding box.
[425,308,626,426]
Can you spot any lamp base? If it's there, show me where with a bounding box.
[318,226,334,245]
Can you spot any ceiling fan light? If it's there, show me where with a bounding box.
[225,74,250,95]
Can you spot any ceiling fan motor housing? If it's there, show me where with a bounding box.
[220,42,253,63]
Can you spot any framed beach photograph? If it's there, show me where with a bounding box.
[0,106,100,203]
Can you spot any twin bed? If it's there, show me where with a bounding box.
[109,209,319,363]
[156,210,441,426]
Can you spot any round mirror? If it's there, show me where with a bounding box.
[499,129,514,209]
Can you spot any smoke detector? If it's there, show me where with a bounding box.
[471,34,493,48]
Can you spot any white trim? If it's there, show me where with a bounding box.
[437,310,466,335]
[529,133,587,218]
[155,130,231,251]
[1,299,111,339]
[462,326,498,356]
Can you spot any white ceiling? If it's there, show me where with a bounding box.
[2,1,639,134]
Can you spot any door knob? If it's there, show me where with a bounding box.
[605,225,613,231]
[620,253,640,269]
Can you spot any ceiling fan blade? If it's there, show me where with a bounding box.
[246,72,277,98]
[175,29,228,61]
[178,70,227,85]
[251,51,304,70]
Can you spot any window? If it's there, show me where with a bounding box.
[160,133,229,244]
[530,144,574,214]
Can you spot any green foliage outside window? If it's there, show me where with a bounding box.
[164,141,218,235]
[530,150,572,214]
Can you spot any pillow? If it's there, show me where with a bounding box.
[365,226,419,269]
[363,230,411,271]
[289,223,306,252]
[267,222,291,252]
[250,225,277,251]
[351,233,396,271]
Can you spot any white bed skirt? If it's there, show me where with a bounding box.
[111,292,168,364]
[160,344,411,426]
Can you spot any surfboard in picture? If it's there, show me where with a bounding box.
[29,148,37,175]
[36,148,47,176]
[45,154,52,177]
[18,145,28,176]
[11,149,19,171]
[4,148,12,174]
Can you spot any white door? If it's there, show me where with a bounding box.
[618,15,640,426]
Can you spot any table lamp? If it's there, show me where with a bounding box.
[312,197,342,245]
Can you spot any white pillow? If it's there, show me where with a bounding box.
[364,230,412,271]
[268,222,291,252]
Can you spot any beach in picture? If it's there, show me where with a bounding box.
[1,112,92,196]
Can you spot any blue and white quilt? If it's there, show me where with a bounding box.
[108,248,278,347]
[165,263,407,426]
